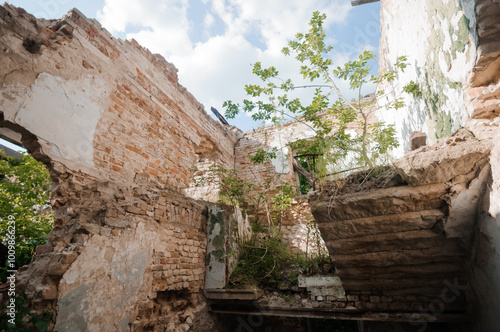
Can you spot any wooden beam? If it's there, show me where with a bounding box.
[292,159,314,185]
[351,0,380,6]
[210,304,470,323]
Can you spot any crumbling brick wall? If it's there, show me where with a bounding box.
[2,1,498,331]
[0,4,236,331]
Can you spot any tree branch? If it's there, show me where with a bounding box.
[292,159,315,185]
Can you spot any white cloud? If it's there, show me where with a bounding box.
[97,0,192,57]
[233,0,350,53]
[200,0,351,54]
[204,13,215,29]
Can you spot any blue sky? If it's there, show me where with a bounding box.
[2,0,380,151]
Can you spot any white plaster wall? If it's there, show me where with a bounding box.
[55,223,156,332]
[267,122,316,174]
[10,73,110,168]
[378,0,478,156]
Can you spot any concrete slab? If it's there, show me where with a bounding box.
[298,275,342,288]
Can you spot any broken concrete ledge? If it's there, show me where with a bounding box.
[297,275,342,288]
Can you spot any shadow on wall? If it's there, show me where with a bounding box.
[468,206,500,332]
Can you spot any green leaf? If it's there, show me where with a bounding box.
[0,151,53,279]
[403,80,422,97]
[248,148,278,165]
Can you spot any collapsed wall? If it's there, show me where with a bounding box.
[231,95,379,254]
[0,1,499,331]
[0,4,237,331]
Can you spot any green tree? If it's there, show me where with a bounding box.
[0,151,53,276]
[224,11,420,175]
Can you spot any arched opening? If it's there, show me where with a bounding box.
[0,121,60,329]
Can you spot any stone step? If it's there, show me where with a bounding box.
[332,248,466,268]
[318,209,445,239]
[311,183,448,221]
[326,231,465,255]
[335,262,464,280]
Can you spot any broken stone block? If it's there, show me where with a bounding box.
[410,131,427,150]
[36,244,53,255]
[41,284,58,300]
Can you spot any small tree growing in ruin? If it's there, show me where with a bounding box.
[224,11,420,177]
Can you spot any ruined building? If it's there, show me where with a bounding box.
[0,0,499,331]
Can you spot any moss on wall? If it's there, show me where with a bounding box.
[450,15,470,60]
[211,235,225,263]
[207,208,225,264]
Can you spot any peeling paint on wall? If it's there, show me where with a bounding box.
[14,73,109,168]
[378,0,477,153]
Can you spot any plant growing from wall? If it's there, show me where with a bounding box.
[195,163,254,207]
[304,220,326,265]
[224,11,421,177]
[270,181,294,226]
[194,152,327,289]
[228,222,290,288]
[195,162,296,228]
[0,151,53,281]
[194,143,296,221]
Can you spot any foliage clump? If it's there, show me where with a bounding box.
[0,151,53,281]
[194,157,295,227]
[322,165,406,197]
[194,155,332,290]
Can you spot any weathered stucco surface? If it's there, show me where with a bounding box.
[379,0,478,153]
